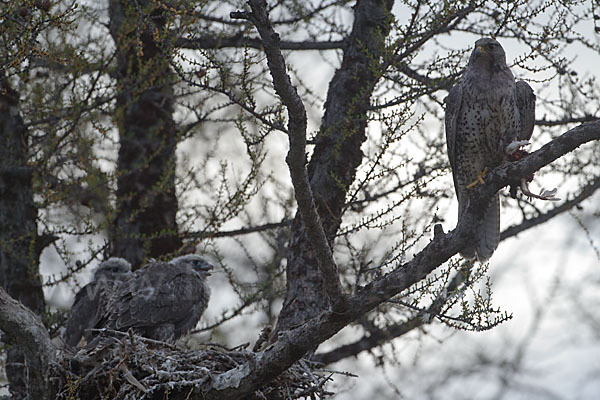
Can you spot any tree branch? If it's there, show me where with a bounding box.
[0,287,55,400]
[314,169,600,365]
[535,115,598,127]
[200,119,600,400]
[185,219,291,240]
[313,262,472,365]
[232,0,343,304]
[176,35,345,50]
[357,120,600,307]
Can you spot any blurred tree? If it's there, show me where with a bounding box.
[0,0,599,398]
[108,0,182,267]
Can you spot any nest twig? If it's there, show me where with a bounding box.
[54,331,349,399]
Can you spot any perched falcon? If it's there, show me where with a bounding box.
[445,37,535,260]
[63,257,132,347]
[95,254,213,343]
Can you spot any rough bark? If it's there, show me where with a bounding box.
[108,0,182,268]
[0,76,48,398]
[276,0,395,334]
[0,287,56,400]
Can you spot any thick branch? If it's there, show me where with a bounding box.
[358,121,600,306]
[233,0,343,303]
[274,0,395,334]
[201,119,600,399]
[0,288,55,400]
[313,262,471,365]
[176,35,344,50]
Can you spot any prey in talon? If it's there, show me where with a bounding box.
[505,140,560,201]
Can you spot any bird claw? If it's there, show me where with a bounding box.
[466,167,489,189]
[520,179,560,201]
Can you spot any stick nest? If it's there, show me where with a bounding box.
[54,331,339,400]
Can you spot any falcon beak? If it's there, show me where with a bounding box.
[200,263,213,276]
[474,45,487,56]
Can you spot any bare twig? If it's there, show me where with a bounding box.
[185,219,291,240]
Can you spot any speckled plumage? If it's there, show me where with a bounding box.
[64,257,132,347]
[95,254,213,343]
[445,38,535,260]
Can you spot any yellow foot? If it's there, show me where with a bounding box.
[466,167,489,189]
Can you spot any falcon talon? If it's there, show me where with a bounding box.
[539,188,560,201]
[466,167,489,189]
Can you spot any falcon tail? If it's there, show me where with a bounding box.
[475,194,500,261]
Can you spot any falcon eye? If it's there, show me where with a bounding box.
[487,43,496,49]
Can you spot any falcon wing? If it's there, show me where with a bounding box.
[64,282,101,346]
[108,263,166,330]
[444,82,463,190]
[516,80,535,141]
[108,263,205,333]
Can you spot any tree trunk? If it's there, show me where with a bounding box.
[0,287,55,400]
[276,0,394,333]
[108,0,182,268]
[0,76,47,398]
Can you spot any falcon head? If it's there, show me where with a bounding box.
[468,37,507,71]
[169,254,213,278]
[93,257,132,281]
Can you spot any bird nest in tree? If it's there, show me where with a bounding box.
[55,330,342,399]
